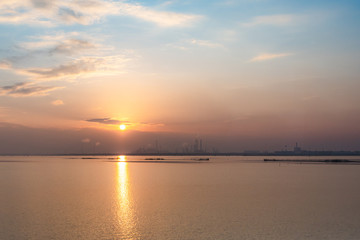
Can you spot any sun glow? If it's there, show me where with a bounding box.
[119,124,126,130]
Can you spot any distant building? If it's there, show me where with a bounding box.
[132,139,166,154]
[294,142,302,153]
[194,138,199,152]
[193,137,204,153]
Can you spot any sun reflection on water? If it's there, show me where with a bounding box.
[116,155,136,238]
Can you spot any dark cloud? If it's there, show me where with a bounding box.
[25,58,100,79]
[58,7,86,24]
[0,82,61,97]
[86,118,162,127]
[31,0,54,9]
[86,118,125,125]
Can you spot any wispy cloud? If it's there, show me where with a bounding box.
[0,82,61,97]
[0,0,201,27]
[86,117,164,128]
[23,58,101,80]
[51,99,64,106]
[250,53,292,62]
[0,0,118,26]
[19,32,100,56]
[117,2,201,27]
[49,39,96,55]
[2,32,129,81]
[21,32,85,49]
[0,1,200,98]
[0,61,12,70]
[242,14,300,27]
[20,55,127,80]
[159,1,177,8]
[168,39,225,51]
[189,39,224,49]
[0,0,54,26]
[86,118,125,125]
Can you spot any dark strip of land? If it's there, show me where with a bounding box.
[3,150,360,156]
[264,159,360,163]
[104,160,208,164]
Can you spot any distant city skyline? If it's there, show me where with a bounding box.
[0,122,359,155]
[1,0,360,154]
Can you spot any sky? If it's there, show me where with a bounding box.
[1,0,360,154]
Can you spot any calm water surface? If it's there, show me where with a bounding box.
[1,156,360,240]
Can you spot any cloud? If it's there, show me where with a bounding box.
[0,0,117,26]
[31,0,53,9]
[0,61,12,70]
[242,14,299,27]
[49,39,96,55]
[0,0,201,27]
[58,7,87,24]
[0,32,130,100]
[51,99,64,106]
[18,32,98,56]
[58,1,120,25]
[6,54,128,81]
[159,1,177,7]
[23,58,100,80]
[0,10,53,27]
[0,82,61,97]
[166,43,189,51]
[86,117,164,128]
[0,32,130,82]
[189,39,224,48]
[117,2,201,27]
[250,53,292,62]
[168,39,225,51]
[86,118,124,125]
[41,56,123,79]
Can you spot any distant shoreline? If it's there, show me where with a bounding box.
[264,158,360,163]
[2,152,360,157]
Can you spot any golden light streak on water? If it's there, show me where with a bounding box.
[116,155,137,238]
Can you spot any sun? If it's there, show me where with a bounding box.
[119,124,126,130]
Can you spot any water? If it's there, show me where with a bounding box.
[1,155,360,240]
